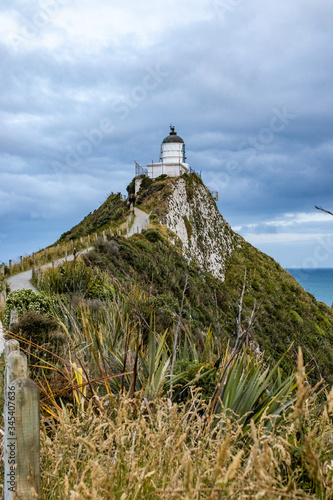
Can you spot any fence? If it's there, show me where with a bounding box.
[189,166,202,178]
[135,161,148,177]
[3,339,40,499]
[1,205,153,281]
[1,221,133,278]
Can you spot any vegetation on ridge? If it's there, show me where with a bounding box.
[32,225,333,387]
[58,192,130,241]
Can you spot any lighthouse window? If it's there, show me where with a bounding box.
[182,145,186,162]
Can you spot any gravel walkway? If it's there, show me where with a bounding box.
[7,270,37,292]
[127,207,150,237]
[5,209,150,295]
[6,248,93,293]
[2,212,149,352]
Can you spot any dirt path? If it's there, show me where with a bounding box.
[6,270,37,292]
[5,208,149,295]
[6,248,93,293]
[127,207,150,237]
[2,213,149,351]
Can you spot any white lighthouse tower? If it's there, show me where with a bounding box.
[146,126,189,179]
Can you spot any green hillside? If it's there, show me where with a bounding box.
[58,192,130,241]
[33,173,333,385]
[75,225,333,385]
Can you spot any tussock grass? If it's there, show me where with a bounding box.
[39,384,333,499]
[3,319,332,499]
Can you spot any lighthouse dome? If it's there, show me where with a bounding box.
[162,126,184,144]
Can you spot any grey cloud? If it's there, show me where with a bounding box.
[1,0,333,265]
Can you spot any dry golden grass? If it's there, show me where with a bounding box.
[38,387,333,500]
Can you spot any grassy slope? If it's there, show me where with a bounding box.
[82,225,333,385]
[133,174,333,383]
[58,192,130,241]
[34,174,333,385]
[4,175,333,499]
[225,240,333,382]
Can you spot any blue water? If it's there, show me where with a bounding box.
[287,268,333,307]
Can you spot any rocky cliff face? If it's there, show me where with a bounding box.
[159,177,239,280]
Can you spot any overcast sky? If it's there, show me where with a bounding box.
[1,0,333,269]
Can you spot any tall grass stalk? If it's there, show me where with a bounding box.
[36,380,333,499]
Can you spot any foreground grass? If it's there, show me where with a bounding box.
[36,386,333,500]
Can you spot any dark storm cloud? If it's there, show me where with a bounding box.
[1,0,333,266]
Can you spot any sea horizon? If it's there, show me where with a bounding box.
[286,267,333,307]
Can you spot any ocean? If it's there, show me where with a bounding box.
[286,268,333,307]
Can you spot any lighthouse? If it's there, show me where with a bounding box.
[146,126,189,179]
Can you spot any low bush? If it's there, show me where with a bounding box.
[4,289,52,328]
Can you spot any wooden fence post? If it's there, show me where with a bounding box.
[0,289,6,303]
[9,309,19,330]
[32,253,35,279]
[3,340,21,486]
[9,260,12,275]
[4,345,40,499]
[65,251,68,263]
[3,342,21,407]
[0,267,7,301]
[103,231,106,241]
[6,351,28,385]
[36,269,41,287]
[11,379,40,499]
[20,257,23,271]
[4,340,20,356]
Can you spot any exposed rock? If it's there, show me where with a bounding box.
[160,177,238,280]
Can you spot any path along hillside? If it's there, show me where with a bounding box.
[3,175,333,386]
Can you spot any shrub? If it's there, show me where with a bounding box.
[126,178,135,195]
[5,289,52,328]
[144,229,163,243]
[10,311,68,361]
[39,261,94,296]
[290,310,303,324]
[154,174,168,181]
[139,176,153,192]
